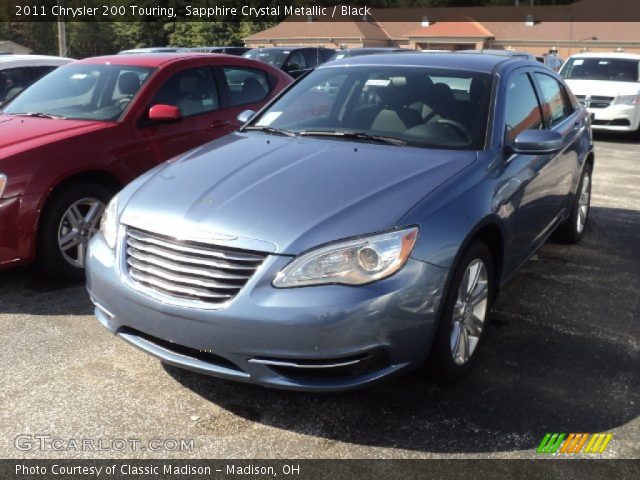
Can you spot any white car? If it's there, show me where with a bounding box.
[561,52,640,133]
[0,54,73,105]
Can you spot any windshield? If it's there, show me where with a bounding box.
[561,57,640,83]
[243,49,289,67]
[249,66,492,150]
[3,64,154,121]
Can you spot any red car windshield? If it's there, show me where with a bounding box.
[3,64,154,121]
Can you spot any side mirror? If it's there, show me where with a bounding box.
[148,104,182,123]
[510,130,563,155]
[237,109,255,124]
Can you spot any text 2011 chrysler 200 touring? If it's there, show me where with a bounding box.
[87,53,594,391]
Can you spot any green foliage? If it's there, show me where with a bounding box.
[110,22,168,51]
[1,22,57,55]
[66,22,114,58]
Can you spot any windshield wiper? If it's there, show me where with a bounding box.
[243,125,297,137]
[298,130,407,147]
[11,112,67,120]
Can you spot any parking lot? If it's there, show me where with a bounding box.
[0,134,638,459]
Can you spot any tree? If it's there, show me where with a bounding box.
[66,22,115,58]
[110,21,168,51]
[1,22,57,55]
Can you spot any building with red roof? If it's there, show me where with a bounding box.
[244,1,640,58]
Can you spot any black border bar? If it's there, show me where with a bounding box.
[2,459,640,480]
[3,0,640,22]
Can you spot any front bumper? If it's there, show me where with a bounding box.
[0,193,40,268]
[0,196,21,265]
[0,195,32,268]
[589,104,640,132]
[86,233,448,391]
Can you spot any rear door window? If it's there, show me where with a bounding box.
[534,73,574,126]
[504,73,544,142]
[220,67,271,107]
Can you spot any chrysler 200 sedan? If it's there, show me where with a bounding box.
[86,53,594,391]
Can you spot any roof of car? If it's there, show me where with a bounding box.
[246,46,331,52]
[567,52,640,60]
[322,52,534,73]
[74,53,231,68]
[117,47,188,54]
[191,46,248,50]
[0,54,72,64]
[339,48,407,52]
[458,49,536,59]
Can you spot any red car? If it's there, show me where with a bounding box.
[0,53,291,280]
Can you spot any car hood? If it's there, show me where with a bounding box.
[0,115,108,155]
[565,79,640,97]
[121,133,476,255]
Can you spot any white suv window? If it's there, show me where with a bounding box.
[561,57,640,83]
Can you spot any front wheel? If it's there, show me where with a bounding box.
[427,240,494,384]
[36,182,114,281]
[555,163,592,244]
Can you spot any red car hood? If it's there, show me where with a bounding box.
[0,115,109,154]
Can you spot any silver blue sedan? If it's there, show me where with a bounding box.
[86,53,594,391]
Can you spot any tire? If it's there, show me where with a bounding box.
[36,182,115,282]
[554,163,592,244]
[427,240,495,384]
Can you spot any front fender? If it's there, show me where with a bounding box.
[400,152,504,270]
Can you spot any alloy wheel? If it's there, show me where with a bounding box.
[577,171,591,234]
[450,258,489,366]
[57,197,105,268]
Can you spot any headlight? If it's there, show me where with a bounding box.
[100,195,119,250]
[614,95,640,106]
[0,174,7,198]
[273,227,419,288]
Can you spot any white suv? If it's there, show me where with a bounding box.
[561,52,640,134]
[0,54,72,105]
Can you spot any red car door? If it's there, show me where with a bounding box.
[133,65,236,171]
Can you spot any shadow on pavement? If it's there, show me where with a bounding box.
[593,130,639,144]
[166,205,640,454]
[0,266,93,316]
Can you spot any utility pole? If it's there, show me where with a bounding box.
[568,15,574,56]
[57,0,67,56]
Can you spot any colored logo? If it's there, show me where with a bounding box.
[537,433,613,454]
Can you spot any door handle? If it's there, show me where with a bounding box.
[210,120,231,128]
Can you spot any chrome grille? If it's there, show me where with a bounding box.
[125,227,267,305]
[576,95,614,109]
[589,96,614,108]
